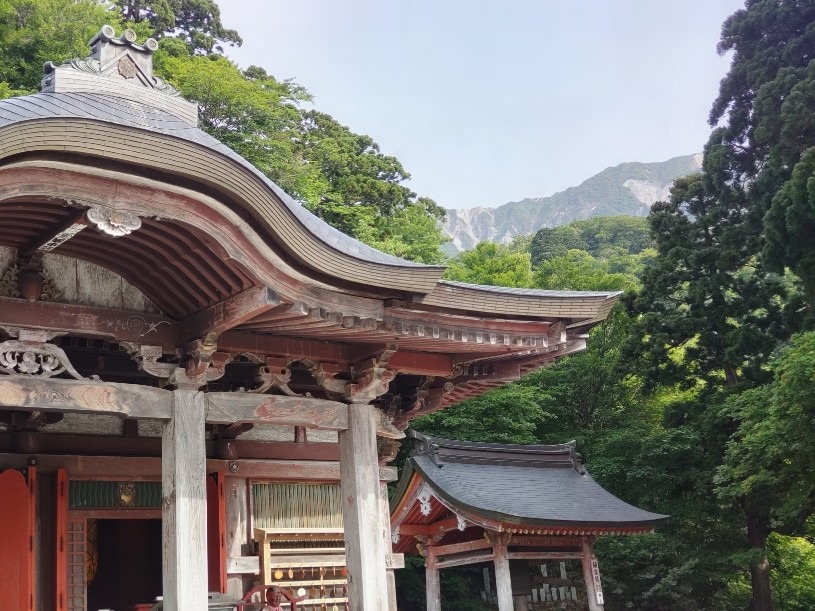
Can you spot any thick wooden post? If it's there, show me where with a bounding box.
[493,535,514,611]
[162,389,208,611]
[581,537,605,611]
[426,546,441,611]
[339,404,389,611]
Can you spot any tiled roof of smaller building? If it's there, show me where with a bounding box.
[393,431,667,529]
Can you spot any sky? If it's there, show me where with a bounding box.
[220,0,745,210]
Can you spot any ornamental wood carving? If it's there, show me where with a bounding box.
[0,339,90,380]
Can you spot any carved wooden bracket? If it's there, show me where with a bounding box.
[347,344,397,403]
[0,330,91,380]
[122,339,230,389]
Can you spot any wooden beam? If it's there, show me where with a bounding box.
[205,393,404,439]
[0,377,171,419]
[340,403,389,611]
[162,389,208,611]
[507,552,583,561]
[433,538,492,557]
[0,297,176,347]
[0,454,342,480]
[217,329,350,364]
[175,286,280,342]
[19,209,88,258]
[398,517,462,538]
[388,351,452,377]
[205,392,347,429]
[434,552,495,570]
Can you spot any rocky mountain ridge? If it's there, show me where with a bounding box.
[443,153,703,252]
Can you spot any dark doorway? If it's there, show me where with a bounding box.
[87,519,162,611]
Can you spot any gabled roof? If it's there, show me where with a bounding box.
[391,432,667,531]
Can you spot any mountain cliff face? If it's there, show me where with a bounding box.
[443,153,702,252]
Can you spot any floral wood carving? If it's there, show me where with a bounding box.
[0,340,90,380]
[86,207,142,237]
[0,262,20,298]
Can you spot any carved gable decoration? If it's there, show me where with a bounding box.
[40,25,198,125]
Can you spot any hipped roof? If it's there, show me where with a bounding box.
[392,432,667,530]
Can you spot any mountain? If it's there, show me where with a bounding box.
[443,153,703,252]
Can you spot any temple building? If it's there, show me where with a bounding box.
[0,26,636,611]
[391,432,667,611]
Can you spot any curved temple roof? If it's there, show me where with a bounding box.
[0,25,623,352]
[392,432,667,532]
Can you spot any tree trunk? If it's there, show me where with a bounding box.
[747,514,773,611]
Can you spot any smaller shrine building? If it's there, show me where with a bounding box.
[391,432,667,611]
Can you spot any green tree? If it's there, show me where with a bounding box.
[628,172,787,609]
[529,225,587,265]
[114,0,241,52]
[0,0,117,92]
[444,242,534,287]
[715,333,815,538]
[705,0,815,323]
[535,249,639,292]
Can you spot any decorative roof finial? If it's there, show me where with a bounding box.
[40,25,197,125]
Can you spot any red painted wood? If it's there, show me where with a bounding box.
[56,469,68,611]
[0,468,35,611]
[207,472,227,593]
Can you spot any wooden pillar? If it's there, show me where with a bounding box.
[581,537,605,611]
[425,547,441,611]
[493,535,514,611]
[162,389,208,611]
[339,404,389,611]
[379,480,398,611]
[224,476,249,599]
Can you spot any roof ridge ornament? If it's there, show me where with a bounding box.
[40,25,198,125]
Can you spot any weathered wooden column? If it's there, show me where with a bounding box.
[162,388,208,611]
[492,534,514,611]
[580,537,605,611]
[340,403,389,610]
[424,542,441,611]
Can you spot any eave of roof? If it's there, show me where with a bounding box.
[391,433,667,530]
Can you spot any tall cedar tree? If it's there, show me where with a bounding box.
[706,0,815,322]
[629,170,786,610]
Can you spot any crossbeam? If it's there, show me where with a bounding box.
[0,376,403,438]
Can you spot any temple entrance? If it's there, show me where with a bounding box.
[86,519,162,611]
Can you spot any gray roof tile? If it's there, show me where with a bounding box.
[397,433,667,528]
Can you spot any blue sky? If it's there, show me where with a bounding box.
[221,1,745,209]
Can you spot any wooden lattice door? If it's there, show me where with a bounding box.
[0,467,35,611]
